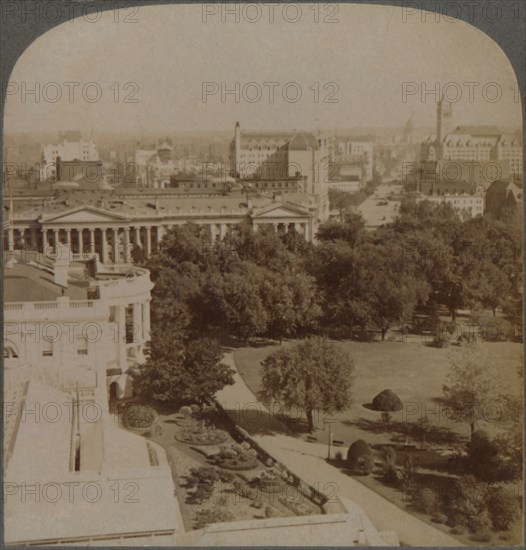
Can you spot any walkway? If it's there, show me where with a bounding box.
[216,352,463,547]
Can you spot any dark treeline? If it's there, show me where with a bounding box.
[134,199,522,403]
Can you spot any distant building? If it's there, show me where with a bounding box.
[336,140,373,182]
[416,181,485,220]
[417,159,510,194]
[421,99,523,179]
[41,136,99,181]
[485,180,523,217]
[57,159,105,187]
[418,99,522,217]
[134,142,177,189]
[3,188,320,262]
[230,122,330,221]
[415,160,486,219]
[329,181,362,193]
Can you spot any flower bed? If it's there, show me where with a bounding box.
[209,444,259,470]
[251,468,286,493]
[175,430,228,446]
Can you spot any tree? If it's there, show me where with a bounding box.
[310,240,374,338]
[316,212,366,246]
[261,269,322,341]
[215,262,269,341]
[260,337,354,432]
[365,243,429,339]
[466,260,512,316]
[328,188,356,222]
[181,338,235,408]
[442,344,502,438]
[133,326,186,402]
[136,333,234,407]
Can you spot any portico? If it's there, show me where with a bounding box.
[4,201,317,263]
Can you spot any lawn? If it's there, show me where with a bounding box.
[234,340,523,447]
[235,339,523,546]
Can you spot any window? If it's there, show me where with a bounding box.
[76,337,88,356]
[42,339,53,357]
[125,305,135,343]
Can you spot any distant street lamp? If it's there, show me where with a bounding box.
[323,419,336,460]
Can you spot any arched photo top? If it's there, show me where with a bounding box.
[3,3,522,135]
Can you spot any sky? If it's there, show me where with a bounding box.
[3,3,522,134]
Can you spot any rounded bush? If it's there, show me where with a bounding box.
[347,439,372,464]
[123,404,157,428]
[371,389,403,412]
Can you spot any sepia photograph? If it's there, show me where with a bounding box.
[2,0,524,546]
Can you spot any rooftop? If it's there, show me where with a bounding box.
[450,125,502,136]
[4,252,150,303]
[4,377,180,544]
[4,261,88,302]
[8,189,315,221]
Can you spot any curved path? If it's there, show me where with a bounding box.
[216,351,463,548]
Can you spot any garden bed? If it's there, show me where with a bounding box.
[141,403,325,530]
[175,430,228,446]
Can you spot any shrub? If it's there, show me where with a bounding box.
[382,447,399,483]
[122,404,157,428]
[401,455,416,484]
[179,405,192,418]
[486,486,521,530]
[472,312,511,342]
[431,513,447,524]
[217,469,236,484]
[383,447,396,464]
[347,439,372,461]
[185,466,219,504]
[347,439,373,474]
[194,507,234,529]
[233,480,260,502]
[361,454,375,475]
[443,476,492,534]
[371,390,403,412]
[211,444,259,470]
[465,430,518,482]
[252,468,283,492]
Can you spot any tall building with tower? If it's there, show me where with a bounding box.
[417,98,522,219]
[421,98,453,162]
[230,122,330,222]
